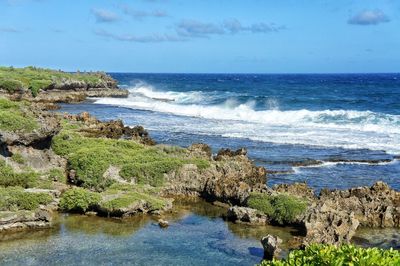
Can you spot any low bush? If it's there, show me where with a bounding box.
[0,66,112,96]
[0,98,38,132]
[0,79,23,93]
[52,129,210,191]
[11,153,25,164]
[0,187,52,211]
[247,193,307,224]
[259,244,400,266]
[59,187,101,213]
[0,160,38,188]
[48,168,67,183]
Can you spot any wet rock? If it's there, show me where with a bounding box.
[261,235,282,260]
[226,206,269,225]
[158,219,169,228]
[0,209,53,232]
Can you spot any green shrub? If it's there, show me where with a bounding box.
[59,187,101,212]
[11,153,25,164]
[0,98,38,132]
[52,129,209,191]
[48,168,67,183]
[259,244,400,266]
[0,66,114,96]
[0,79,23,93]
[99,185,167,213]
[29,79,52,97]
[247,192,274,215]
[0,187,52,211]
[0,160,38,188]
[247,193,307,224]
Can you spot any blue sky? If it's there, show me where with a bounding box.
[0,0,399,73]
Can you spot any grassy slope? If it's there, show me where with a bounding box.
[0,66,114,96]
[0,98,38,132]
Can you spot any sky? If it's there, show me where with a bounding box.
[0,0,399,73]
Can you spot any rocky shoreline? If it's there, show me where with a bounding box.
[1,67,399,264]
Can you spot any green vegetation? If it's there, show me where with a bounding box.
[52,128,209,191]
[11,152,25,164]
[247,193,307,224]
[0,186,52,211]
[0,98,38,132]
[59,187,101,212]
[99,183,167,213]
[259,244,400,266]
[48,168,67,183]
[0,66,112,97]
[0,160,38,188]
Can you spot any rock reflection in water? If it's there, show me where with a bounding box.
[0,199,303,265]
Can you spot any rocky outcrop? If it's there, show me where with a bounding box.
[64,112,155,145]
[318,181,400,228]
[225,181,399,246]
[0,209,52,232]
[303,202,360,245]
[226,206,269,224]
[163,147,267,205]
[0,109,60,148]
[303,181,399,245]
[261,235,282,260]
[272,183,315,201]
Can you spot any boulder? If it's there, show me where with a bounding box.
[158,219,169,228]
[226,206,269,225]
[261,235,283,260]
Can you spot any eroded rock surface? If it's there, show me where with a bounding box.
[163,147,267,205]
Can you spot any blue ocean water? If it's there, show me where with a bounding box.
[61,73,400,192]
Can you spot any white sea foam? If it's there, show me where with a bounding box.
[93,84,400,154]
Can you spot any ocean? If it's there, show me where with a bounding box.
[61,73,400,192]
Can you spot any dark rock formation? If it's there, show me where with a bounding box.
[261,235,282,260]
